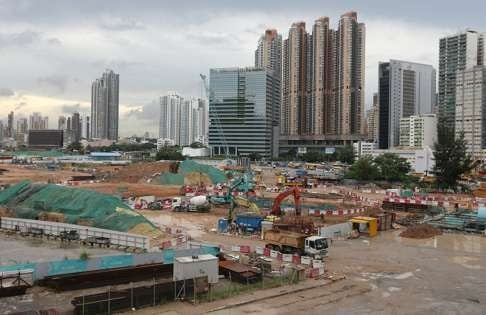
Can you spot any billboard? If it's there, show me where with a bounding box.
[28,130,64,149]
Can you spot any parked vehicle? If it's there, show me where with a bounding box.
[263,229,328,258]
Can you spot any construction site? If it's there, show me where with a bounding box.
[0,158,485,315]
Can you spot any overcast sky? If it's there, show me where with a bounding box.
[0,0,484,136]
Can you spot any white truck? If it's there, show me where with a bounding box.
[263,230,329,258]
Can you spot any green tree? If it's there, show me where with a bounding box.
[346,155,379,181]
[189,142,205,148]
[374,153,411,182]
[156,146,184,161]
[66,141,84,154]
[433,124,473,189]
[248,152,262,161]
[336,145,355,164]
[301,151,324,163]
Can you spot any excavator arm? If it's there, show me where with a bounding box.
[271,187,301,216]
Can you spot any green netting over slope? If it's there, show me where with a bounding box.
[159,160,227,185]
[0,181,158,234]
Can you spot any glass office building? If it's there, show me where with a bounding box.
[208,67,280,158]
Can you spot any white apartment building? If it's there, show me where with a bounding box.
[371,146,435,174]
[455,65,486,160]
[353,141,377,158]
[159,93,207,146]
[399,114,437,148]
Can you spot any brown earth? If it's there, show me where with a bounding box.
[78,182,181,198]
[0,164,90,185]
[93,161,174,183]
[399,223,442,239]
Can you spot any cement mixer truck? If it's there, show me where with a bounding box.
[172,196,210,212]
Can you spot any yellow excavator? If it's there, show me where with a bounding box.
[228,195,261,222]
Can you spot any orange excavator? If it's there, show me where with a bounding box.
[271,187,302,216]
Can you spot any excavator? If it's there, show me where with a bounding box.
[210,174,255,205]
[271,187,302,216]
[228,195,261,222]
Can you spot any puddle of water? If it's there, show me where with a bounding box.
[393,272,414,280]
[451,256,484,270]
[147,213,207,238]
[361,271,414,280]
[380,231,486,255]
[388,286,402,292]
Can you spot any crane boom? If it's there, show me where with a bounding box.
[271,187,302,216]
[200,73,230,158]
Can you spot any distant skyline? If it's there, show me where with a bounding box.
[0,0,484,136]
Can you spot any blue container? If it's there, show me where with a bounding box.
[218,218,229,233]
[235,213,263,232]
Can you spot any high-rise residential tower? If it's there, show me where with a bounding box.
[71,112,82,142]
[159,92,183,145]
[438,30,486,129]
[378,60,437,149]
[278,12,366,154]
[366,93,379,142]
[255,29,282,79]
[455,65,486,159]
[7,111,14,138]
[91,69,119,140]
[29,112,48,130]
[58,116,67,130]
[337,11,366,136]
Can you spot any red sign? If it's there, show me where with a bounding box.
[239,245,250,253]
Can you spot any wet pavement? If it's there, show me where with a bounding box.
[0,233,120,266]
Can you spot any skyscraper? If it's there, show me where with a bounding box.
[337,11,365,136]
[16,118,28,135]
[378,60,437,149]
[279,12,366,153]
[7,111,14,138]
[438,30,485,129]
[91,69,119,140]
[255,29,282,79]
[159,92,183,145]
[209,67,280,158]
[29,112,48,130]
[58,116,67,130]
[455,65,486,159]
[366,93,379,142]
[71,112,82,142]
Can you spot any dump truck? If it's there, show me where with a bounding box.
[263,229,328,258]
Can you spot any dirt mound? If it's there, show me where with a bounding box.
[95,162,174,183]
[400,224,442,239]
[80,182,180,198]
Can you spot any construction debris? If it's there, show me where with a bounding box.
[399,224,442,239]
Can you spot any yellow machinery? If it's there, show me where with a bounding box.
[233,196,261,214]
[350,216,378,237]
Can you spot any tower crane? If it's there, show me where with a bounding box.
[200,74,230,158]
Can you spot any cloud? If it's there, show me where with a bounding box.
[14,102,27,110]
[47,37,62,46]
[99,16,145,31]
[0,30,41,48]
[124,100,159,121]
[61,103,89,114]
[0,88,14,97]
[36,75,69,94]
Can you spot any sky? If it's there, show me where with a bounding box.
[0,0,484,137]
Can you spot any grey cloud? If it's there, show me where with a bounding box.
[186,32,236,46]
[37,75,68,94]
[14,102,27,110]
[124,100,159,121]
[61,103,89,114]
[0,30,41,48]
[47,37,62,46]
[99,16,145,31]
[0,88,14,97]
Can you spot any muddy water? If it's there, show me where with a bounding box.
[0,234,120,266]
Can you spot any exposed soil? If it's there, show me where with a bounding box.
[93,161,174,183]
[399,223,442,239]
[78,182,180,198]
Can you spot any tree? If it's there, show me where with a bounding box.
[346,156,379,181]
[156,146,184,161]
[66,142,84,154]
[301,151,324,163]
[190,142,205,148]
[374,153,411,182]
[433,124,473,189]
[336,145,355,164]
[248,152,262,161]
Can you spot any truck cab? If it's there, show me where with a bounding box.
[305,236,329,258]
